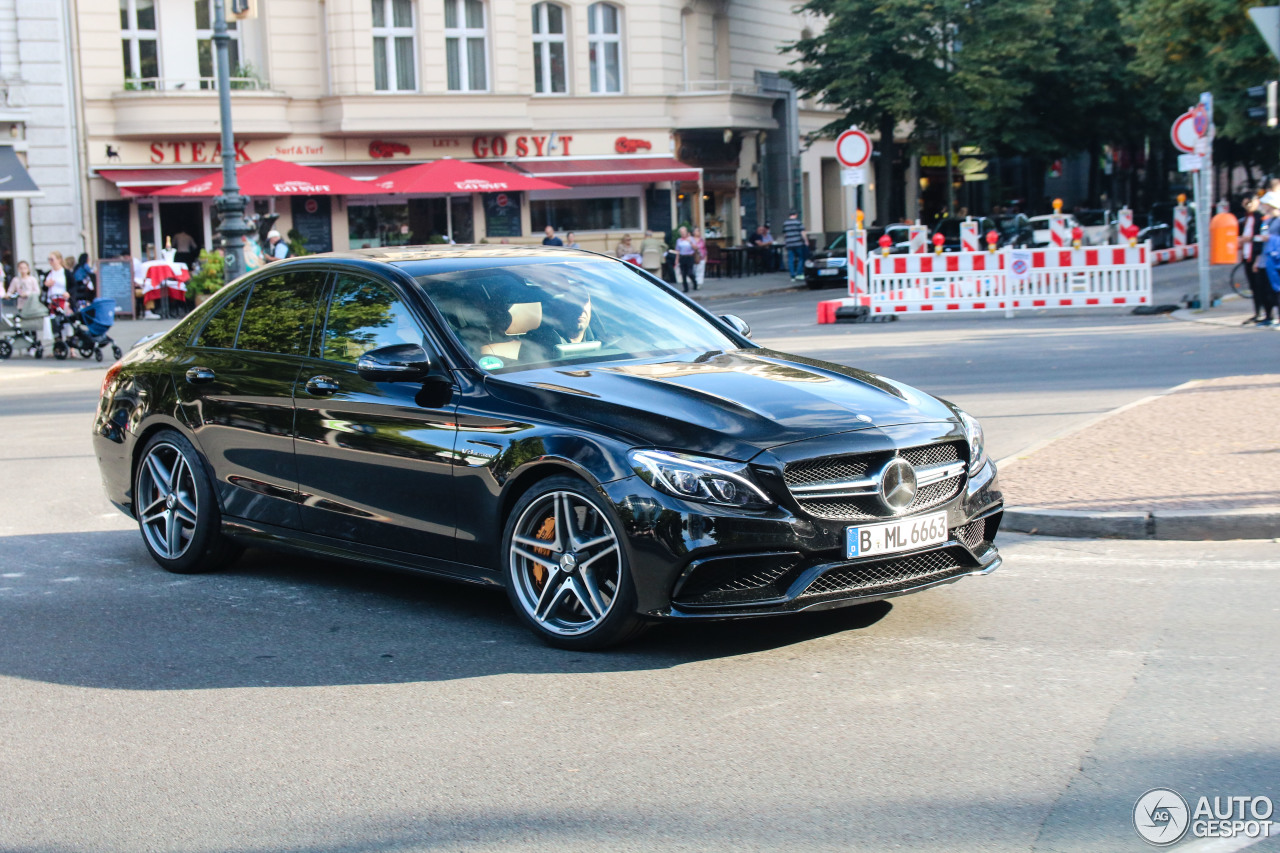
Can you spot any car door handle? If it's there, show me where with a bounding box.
[305,375,340,396]
[185,366,216,384]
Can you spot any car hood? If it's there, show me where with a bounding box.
[484,348,957,459]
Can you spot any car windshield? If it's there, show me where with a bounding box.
[1076,210,1108,226]
[825,233,846,252]
[413,260,739,374]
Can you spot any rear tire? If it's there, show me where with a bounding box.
[112,344,123,360]
[1229,262,1253,298]
[134,430,242,574]
[0,340,11,359]
[502,475,647,650]
[52,341,68,360]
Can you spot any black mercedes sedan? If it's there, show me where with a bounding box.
[94,246,1003,649]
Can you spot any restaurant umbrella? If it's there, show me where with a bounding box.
[151,158,389,198]
[370,158,567,243]
[370,158,568,194]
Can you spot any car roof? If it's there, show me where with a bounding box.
[307,244,604,265]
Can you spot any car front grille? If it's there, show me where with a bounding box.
[799,546,972,599]
[783,441,966,521]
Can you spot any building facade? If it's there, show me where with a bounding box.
[0,0,87,278]
[77,0,855,262]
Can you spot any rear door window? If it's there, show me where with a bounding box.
[193,287,249,349]
[235,269,328,356]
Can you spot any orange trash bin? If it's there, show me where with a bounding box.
[1210,210,1239,264]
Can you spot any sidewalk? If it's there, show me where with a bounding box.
[0,315,180,376]
[1000,374,1280,540]
[686,270,804,302]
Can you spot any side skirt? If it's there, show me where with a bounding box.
[221,518,502,588]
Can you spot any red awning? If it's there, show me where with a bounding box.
[371,159,567,193]
[512,157,701,186]
[152,159,391,197]
[97,168,218,198]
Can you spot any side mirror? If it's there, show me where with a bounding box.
[357,343,433,383]
[720,314,751,338]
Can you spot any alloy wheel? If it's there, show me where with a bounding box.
[509,490,622,637]
[137,442,200,560]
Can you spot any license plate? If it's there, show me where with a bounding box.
[817,268,842,276]
[846,511,949,559]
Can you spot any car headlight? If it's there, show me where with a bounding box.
[804,260,815,268]
[830,256,847,267]
[629,449,773,509]
[958,411,987,470]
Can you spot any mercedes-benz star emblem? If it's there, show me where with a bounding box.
[878,458,918,513]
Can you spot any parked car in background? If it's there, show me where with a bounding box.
[1147,202,1197,245]
[804,225,913,289]
[933,217,1000,252]
[993,213,1034,247]
[1027,214,1081,247]
[1074,210,1114,245]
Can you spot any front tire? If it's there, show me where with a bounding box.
[134,430,242,574]
[502,475,646,650]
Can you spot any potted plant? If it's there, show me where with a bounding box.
[187,249,226,306]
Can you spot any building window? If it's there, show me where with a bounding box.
[531,2,567,95]
[120,0,159,89]
[195,0,240,90]
[531,196,640,232]
[373,0,417,92]
[444,0,488,92]
[587,2,622,94]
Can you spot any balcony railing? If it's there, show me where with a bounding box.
[121,77,271,93]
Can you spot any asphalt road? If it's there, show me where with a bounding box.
[1,262,1278,852]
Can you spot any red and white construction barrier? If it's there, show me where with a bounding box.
[960,219,979,253]
[908,222,929,254]
[1172,203,1189,247]
[1153,245,1197,265]
[1049,214,1070,248]
[819,242,1153,321]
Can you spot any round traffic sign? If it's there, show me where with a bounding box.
[1192,104,1209,137]
[1171,111,1199,154]
[836,128,872,168]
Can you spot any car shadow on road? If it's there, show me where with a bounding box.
[0,530,892,691]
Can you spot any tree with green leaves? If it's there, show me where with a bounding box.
[1126,0,1278,181]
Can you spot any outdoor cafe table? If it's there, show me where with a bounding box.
[140,260,190,317]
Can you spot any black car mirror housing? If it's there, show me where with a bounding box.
[357,343,435,383]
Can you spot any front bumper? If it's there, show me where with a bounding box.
[600,456,1004,620]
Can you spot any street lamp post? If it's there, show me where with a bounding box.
[212,0,251,284]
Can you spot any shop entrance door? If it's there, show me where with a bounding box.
[159,201,205,266]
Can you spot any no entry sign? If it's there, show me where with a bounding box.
[836,128,872,168]
[1171,110,1201,154]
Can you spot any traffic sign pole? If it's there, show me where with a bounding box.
[1196,92,1213,311]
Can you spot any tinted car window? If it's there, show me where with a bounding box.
[236,270,324,356]
[193,286,248,349]
[322,274,425,363]
[416,260,738,373]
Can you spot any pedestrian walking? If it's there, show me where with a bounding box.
[1241,194,1267,324]
[638,229,667,276]
[70,253,96,307]
[266,230,290,261]
[783,210,808,281]
[44,251,68,309]
[5,260,39,310]
[675,226,698,292]
[541,225,563,246]
[692,227,708,286]
[1258,191,1280,327]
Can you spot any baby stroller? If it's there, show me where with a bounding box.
[52,298,122,362]
[0,297,49,359]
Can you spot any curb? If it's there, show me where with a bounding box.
[1003,506,1280,541]
[692,283,804,303]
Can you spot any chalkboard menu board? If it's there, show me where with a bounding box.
[645,189,672,239]
[97,200,131,259]
[482,191,522,238]
[290,196,333,254]
[97,259,135,317]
